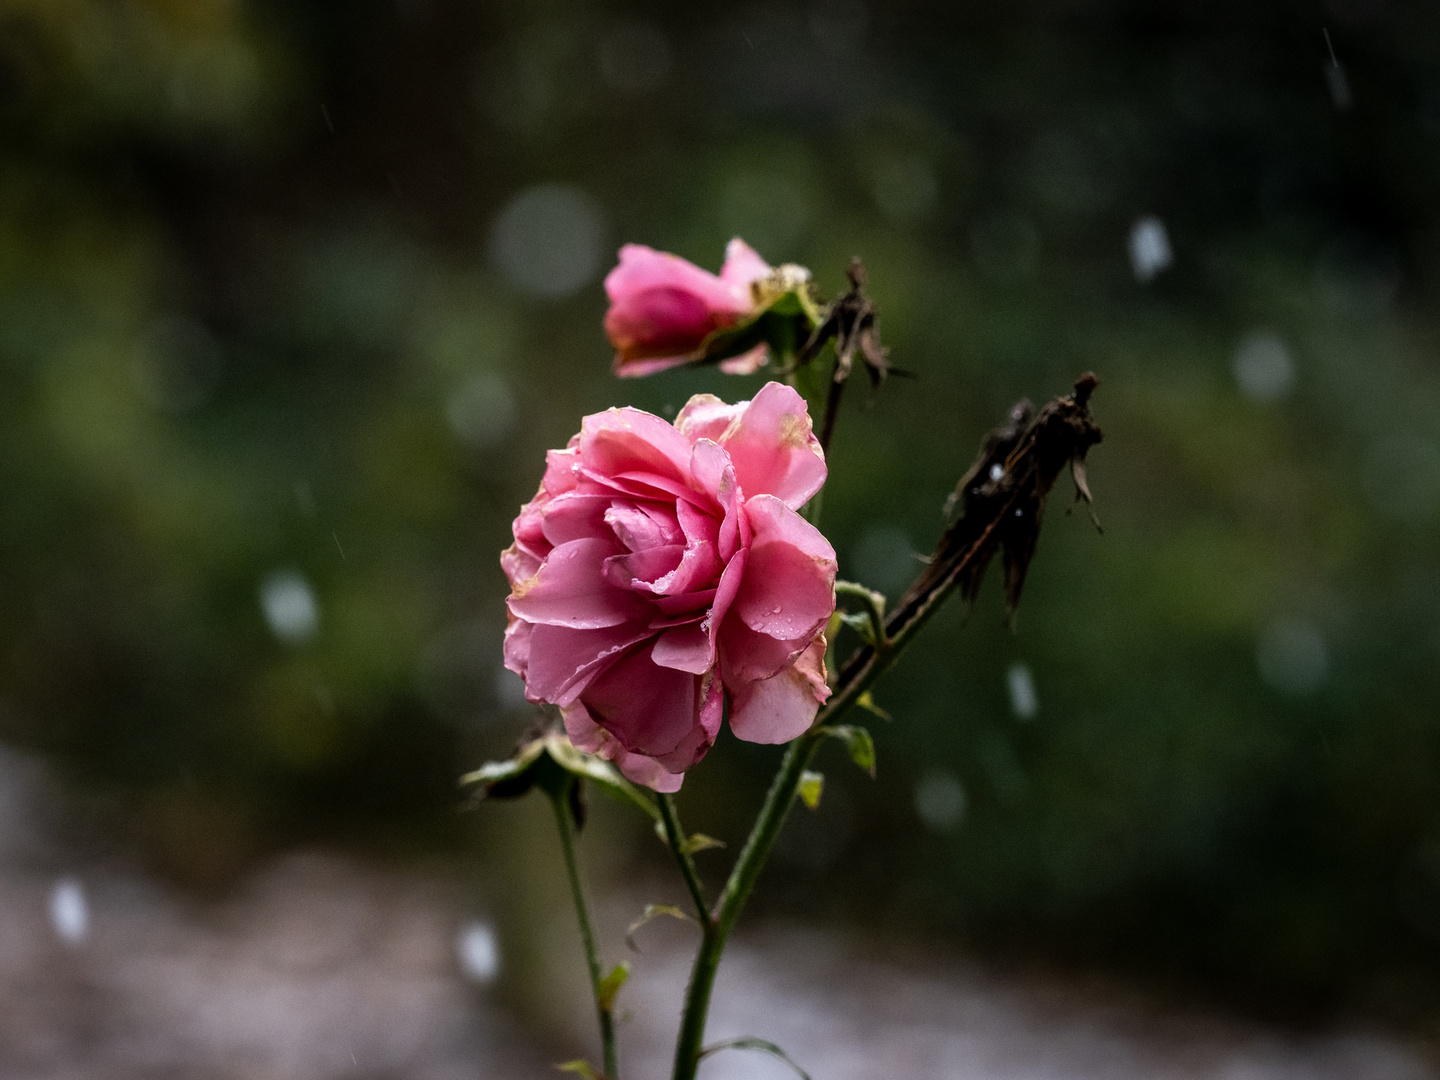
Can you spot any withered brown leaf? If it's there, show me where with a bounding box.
[833,375,1103,698]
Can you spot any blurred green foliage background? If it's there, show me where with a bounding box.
[4,0,1440,1026]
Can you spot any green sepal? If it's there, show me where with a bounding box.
[684,267,824,369]
[461,733,660,822]
[798,770,824,810]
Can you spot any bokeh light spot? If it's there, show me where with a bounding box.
[456,920,500,983]
[489,183,606,300]
[1233,329,1295,403]
[446,371,516,448]
[1007,662,1038,720]
[260,571,320,646]
[1128,215,1173,282]
[49,878,89,947]
[914,771,967,832]
[1256,617,1328,696]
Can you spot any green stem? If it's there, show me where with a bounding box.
[670,504,1009,1080]
[549,789,618,1080]
[656,793,713,927]
[670,732,823,1080]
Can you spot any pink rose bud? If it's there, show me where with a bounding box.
[603,239,773,377]
[501,382,836,791]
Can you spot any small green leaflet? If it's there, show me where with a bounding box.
[596,963,629,1013]
[798,770,824,810]
[837,609,878,644]
[856,690,892,722]
[555,1060,607,1080]
[823,724,876,777]
[460,733,660,822]
[626,904,695,952]
[680,832,726,855]
[652,820,726,854]
[698,1037,812,1080]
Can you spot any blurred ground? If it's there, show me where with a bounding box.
[4,746,1435,1080]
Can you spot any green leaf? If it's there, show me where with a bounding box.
[555,1060,607,1080]
[457,737,548,798]
[856,690,893,722]
[462,733,659,822]
[596,963,629,1013]
[837,610,877,645]
[834,580,888,649]
[653,822,725,853]
[625,903,696,951]
[544,736,661,821]
[825,724,877,778]
[798,770,824,810]
[698,1037,811,1080]
[679,832,726,855]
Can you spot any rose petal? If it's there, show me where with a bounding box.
[707,548,745,649]
[718,618,808,685]
[524,621,652,706]
[650,588,717,618]
[578,642,703,759]
[793,634,831,704]
[541,445,581,496]
[540,492,613,547]
[730,495,836,640]
[510,501,549,563]
[727,638,828,745]
[605,286,715,361]
[688,440,744,562]
[576,465,699,508]
[613,354,694,378]
[651,623,713,674]
[717,382,827,509]
[605,501,683,552]
[604,543,684,591]
[500,541,542,588]
[580,407,695,487]
[718,238,772,295]
[718,344,769,375]
[605,244,746,315]
[605,244,754,373]
[502,617,532,681]
[509,537,649,629]
[654,670,722,771]
[564,701,684,792]
[676,395,743,445]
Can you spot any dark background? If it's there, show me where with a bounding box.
[3,0,1440,1031]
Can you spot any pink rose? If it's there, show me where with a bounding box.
[502,382,836,791]
[603,238,773,378]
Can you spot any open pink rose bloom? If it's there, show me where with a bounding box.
[502,382,837,791]
[603,238,773,378]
